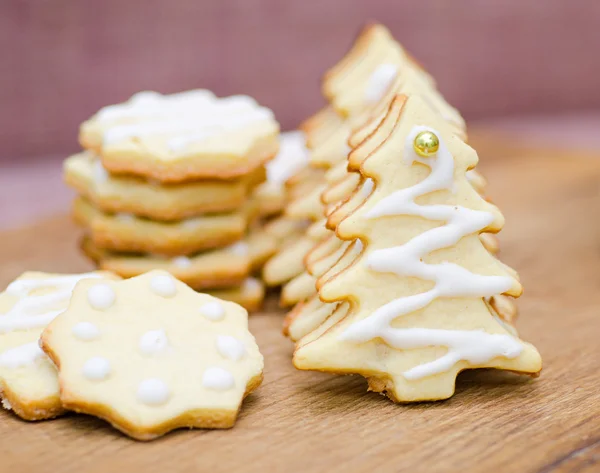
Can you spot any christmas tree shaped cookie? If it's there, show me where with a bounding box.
[293,95,541,402]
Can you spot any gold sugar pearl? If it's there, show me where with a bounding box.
[413,131,440,157]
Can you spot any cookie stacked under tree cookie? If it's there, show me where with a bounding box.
[64,90,280,311]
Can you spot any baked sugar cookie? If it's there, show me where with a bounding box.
[73,197,247,256]
[41,271,263,440]
[207,278,265,313]
[64,152,264,221]
[0,271,118,420]
[80,90,280,182]
[81,228,277,291]
[293,95,542,402]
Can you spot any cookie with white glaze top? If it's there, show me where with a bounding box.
[0,271,118,420]
[293,95,542,402]
[79,90,280,182]
[64,151,265,221]
[73,196,248,257]
[40,270,264,440]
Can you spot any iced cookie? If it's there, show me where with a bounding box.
[73,197,247,256]
[40,271,263,440]
[0,271,118,420]
[80,90,280,182]
[81,228,277,290]
[64,152,265,221]
[293,95,542,402]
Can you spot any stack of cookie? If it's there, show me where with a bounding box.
[64,90,280,311]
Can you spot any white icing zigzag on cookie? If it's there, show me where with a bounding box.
[0,273,102,333]
[339,126,523,380]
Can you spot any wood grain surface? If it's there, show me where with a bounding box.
[0,135,599,472]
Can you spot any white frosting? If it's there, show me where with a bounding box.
[149,274,177,298]
[200,301,225,321]
[361,178,374,197]
[72,321,100,341]
[97,90,214,122]
[364,64,398,103]
[202,367,235,391]
[92,159,109,184]
[137,378,170,405]
[243,278,261,293]
[95,90,275,152]
[115,213,135,223]
[172,256,192,269]
[216,335,246,361]
[265,131,309,185]
[87,283,116,310]
[352,239,364,256]
[182,217,202,230]
[0,273,101,333]
[82,357,111,380]
[227,241,249,257]
[139,329,169,355]
[0,342,46,369]
[340,126,522,380]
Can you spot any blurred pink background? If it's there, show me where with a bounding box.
[2,0,600,158]
[1,0,600,228]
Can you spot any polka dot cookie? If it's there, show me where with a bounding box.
[0,271,118,420]
[40,270,264,441]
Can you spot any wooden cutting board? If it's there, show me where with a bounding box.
[1,133,599,473]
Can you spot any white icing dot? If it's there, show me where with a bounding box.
[243,278,261,292]
[72,322,100,341]
[87,284,116,310]
[137,378,170,405]
[200,301,225,321]
[202,367,235,391]
[228,241,249,257]
[139,329,169,355]
[149,274,177,297]
[82,357,111,380]
[172,256,192,269]
[216,335,246,361]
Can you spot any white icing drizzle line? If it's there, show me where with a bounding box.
[0,342,46,369]
[340,126,522,380]
[364,64,398,104]
[0,273,102,333]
